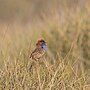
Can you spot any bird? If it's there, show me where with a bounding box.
[30,39,47,61]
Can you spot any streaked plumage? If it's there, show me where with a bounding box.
[30,39,46,61]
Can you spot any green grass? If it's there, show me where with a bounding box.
[0,0,90,90]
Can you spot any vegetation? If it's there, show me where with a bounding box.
[0,0,90,90]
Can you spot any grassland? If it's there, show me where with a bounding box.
[0,0,90,90]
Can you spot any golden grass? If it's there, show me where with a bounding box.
[0,1,90,90]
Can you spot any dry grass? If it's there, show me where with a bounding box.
[0,0,90,90]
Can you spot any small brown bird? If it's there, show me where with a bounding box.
[30,39,47,61]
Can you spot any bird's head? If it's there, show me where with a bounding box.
[36,39,47,51]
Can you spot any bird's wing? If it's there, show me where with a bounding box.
[30,47,45,60]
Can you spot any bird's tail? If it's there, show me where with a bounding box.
[29,53,32,58]
[29,64,33,70]
[28,60,34,71]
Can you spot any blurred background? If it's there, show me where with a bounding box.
[0,0,90,68]
[0,0,90,89]
[0,0,89,23]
